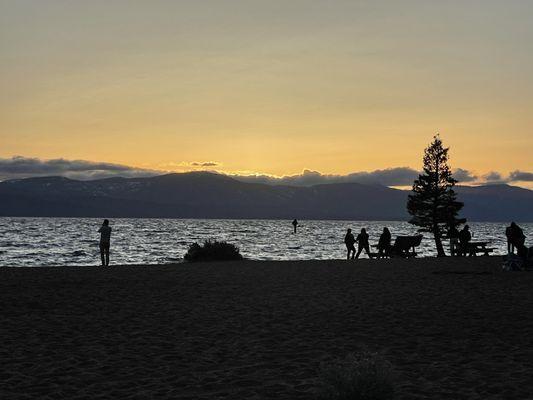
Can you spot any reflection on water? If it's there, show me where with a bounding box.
[0,217,530,267]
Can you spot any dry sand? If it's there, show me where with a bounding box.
[1,257,533,399]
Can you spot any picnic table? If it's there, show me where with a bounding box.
[370,235,423,258]
[465,241,495,256]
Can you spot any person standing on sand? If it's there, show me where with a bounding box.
[509,222,526,249]
[448,224,460,256]
[344,228,356,260]
[377,227,392,258]
[98,219,112,266]
[292,219,298,234]
[458,225,471,256]
[355,228,371,259]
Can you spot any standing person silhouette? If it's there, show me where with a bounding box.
[292,219,298,234]
[458,225,471,256]
[344,228,356,260]
[377,227,392,258]
[355,228,371,259]
[448,224,460,256]
[509,222,526,248]
[98,219,112,266]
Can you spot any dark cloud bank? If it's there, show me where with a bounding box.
[0,156,531,187]
[233,168,420,187]
[0,156,160,181]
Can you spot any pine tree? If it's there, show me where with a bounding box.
[407,136,465,256]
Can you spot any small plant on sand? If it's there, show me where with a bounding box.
[316,351,395,400]
[184,240,243,262]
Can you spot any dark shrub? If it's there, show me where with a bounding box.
[184,240,243,262]
[316,352,395,400]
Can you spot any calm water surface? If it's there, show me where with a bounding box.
[0,218,530,267]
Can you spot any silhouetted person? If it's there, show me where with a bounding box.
[448,225,460,256]
[292,219,298,234]
[344,229,356,260]
[509,222,526,248]
[355,228,371,259]
[377,227,391,258]
[98,219,112,266]
[458,225,471,256]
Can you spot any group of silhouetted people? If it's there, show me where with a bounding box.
[449,222,528,258]
[344,227,392,260]
[342,222,529,261]
[448,224,472,256]
[344,228,367,259]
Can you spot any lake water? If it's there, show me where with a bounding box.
[0,217,530,267]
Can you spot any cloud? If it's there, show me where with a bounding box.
[452,168,477,183]
[232,167,503,187]
[231,167,420,187]
[157,161,221,170]
[0,156,161,181]
[509,170,533,182]
[190,162,219,167]
[483,171,503,182]
[2,156,530,190]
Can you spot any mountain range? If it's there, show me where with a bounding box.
[0,172,531,221]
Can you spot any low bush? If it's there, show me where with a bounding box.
[184,240,243,262]
[316,351,395,400]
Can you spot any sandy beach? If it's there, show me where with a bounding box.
[1,257,533,399]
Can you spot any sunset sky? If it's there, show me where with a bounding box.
[1,1,532,186]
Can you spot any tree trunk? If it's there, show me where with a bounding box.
[434,230,446,257]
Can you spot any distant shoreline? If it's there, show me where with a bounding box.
[2,173,532,222]
[2,215,532,223]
